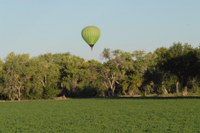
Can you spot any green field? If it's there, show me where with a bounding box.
[0,99,200,133]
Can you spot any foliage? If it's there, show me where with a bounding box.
[0,43,199,99]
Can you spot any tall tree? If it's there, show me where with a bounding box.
[37,54,60,98]
[2,53,29,100]
[157,43,199,95]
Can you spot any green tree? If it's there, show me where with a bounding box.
[37,53,60,99]
[2,53,29,100]
[157,43,199,95]
[0,59,4,99]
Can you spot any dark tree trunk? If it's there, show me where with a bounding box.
[162,82,168,95]
[176,81,179,94]
[111,87,115,96]
[182,86,188,96]
[17,86,21,101]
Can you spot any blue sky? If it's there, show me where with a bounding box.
[0,0,200,60]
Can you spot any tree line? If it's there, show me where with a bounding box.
[0,42,199,100]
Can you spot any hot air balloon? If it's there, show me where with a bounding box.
[81,26,101,50]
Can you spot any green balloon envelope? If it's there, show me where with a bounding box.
[81,26,101,50]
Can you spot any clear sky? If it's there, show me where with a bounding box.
[0,0,200,60]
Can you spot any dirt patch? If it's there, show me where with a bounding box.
[54,96,68,100]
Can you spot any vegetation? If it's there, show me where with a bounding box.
[0,99,200,132]
[0,42,200,100]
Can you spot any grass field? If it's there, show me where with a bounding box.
[0,99,200,133]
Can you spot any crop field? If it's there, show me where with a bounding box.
[0,99,200,133]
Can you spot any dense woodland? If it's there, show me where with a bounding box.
[0,42,200,100]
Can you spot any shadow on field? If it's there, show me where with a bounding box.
[73,96,200,100]
[109,96,200,100]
